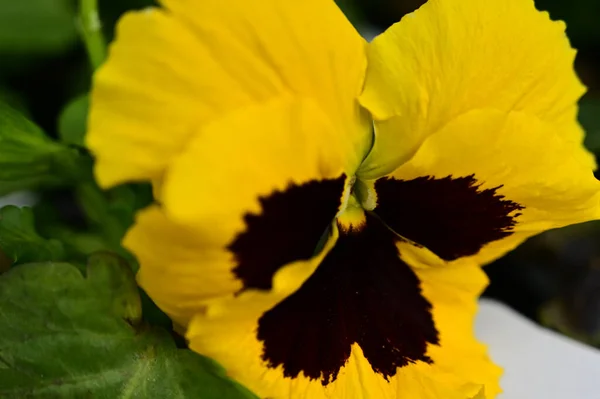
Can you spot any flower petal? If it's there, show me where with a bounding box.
[88,0,369,186]
[130,97,358,326]
[358,0,588,178]
[409,252,503,398]
[371,109,600,266]
[125,205,239,327]
[186,217,500,398]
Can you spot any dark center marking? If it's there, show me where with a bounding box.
[257,214,438,385]
[228,175,346,290]
[374,175,524,261]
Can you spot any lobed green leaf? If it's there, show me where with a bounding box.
[0,102,90,196]
[58,94,89,148]
[0,253,258,399]
[0,205,65,265]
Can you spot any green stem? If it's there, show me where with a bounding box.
[78,0,106,70]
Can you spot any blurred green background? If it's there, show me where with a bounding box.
[0,0,599,346]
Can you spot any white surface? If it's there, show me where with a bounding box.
[476,299,600,399]
[0,191,36,208]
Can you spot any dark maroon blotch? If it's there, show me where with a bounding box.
[228,176,346,290]
[374,175,524,261]
[257,214,438,385]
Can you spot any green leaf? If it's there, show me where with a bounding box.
[76,182,153,257]
[140,288,173,330]
[0,206,64,265]
[39,223,123,262]
[31,200,115,263]
[0,254,258,399]
[58,94,89,147]
[0,248,10,274]
[30,182,152,266]
[77,183,135,243]
[0,0,78,54]
[0,87,27,114]
[0,102,90,196]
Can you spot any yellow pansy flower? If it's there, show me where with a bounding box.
[87,0,600,398]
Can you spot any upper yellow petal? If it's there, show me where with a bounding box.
[162,96,356,226]
[132,96,357,326]
[87,0,369,187]
[358,0,587,178]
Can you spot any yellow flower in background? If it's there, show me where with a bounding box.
[87,0,600,398]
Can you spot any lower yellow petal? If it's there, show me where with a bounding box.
[125,205,241,327]
[185,223,500,398]
[412,256,502,398]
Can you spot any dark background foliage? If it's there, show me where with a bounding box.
[0,0,599,348]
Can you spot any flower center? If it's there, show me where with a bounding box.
[336,176,377,233]
[354,178,378,211]
[336,192,366,233]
